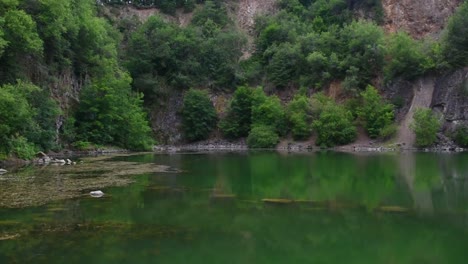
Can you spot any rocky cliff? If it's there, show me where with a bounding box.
[382,0,462,38]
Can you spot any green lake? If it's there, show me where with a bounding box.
[1,151,468,263]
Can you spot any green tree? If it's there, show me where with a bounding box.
[181,88,218,141]
[251,88,287,136]
[357,85,394,138]
[287,94,313,140]
[247,125,279,148]
[442,1,468,67]
[75,71,154,150]
[410,108,441,147]
[313,100,357,147]
[453,125,468,147]
[384,31,432,81]
[219,86,253,139]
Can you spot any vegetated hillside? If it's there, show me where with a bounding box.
[1,0,468,159]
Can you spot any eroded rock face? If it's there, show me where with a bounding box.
[382,0,462,38]
[432,68,468,131]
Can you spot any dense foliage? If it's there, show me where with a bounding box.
[410,108,441,147]
[287,94,313,140]
[181,89,218,141]
[0,0,154,159]
[443,1,468,67]
[1,0,468,157]
[247,125,280,149]
[357,85,395,138]
[453,125,468,147]
[219,86,253,139]
[313,99,357,147]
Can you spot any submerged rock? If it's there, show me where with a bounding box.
[90,190,104,198]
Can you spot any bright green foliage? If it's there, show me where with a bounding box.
[182,89,218,142]
[287,94,313,140]
[384,32,433,81]
[219,86,253,139]
[0,83,35,156]
[313,100,357,147]
[9,136,37,160]
[357,85,395,138]
[247,125,279,148]
[410,108,441,147]
[443,2,468,67]
[453,125,468,147]
[251,88,287,136]
[0,81,59,158]
[76,72,154,150]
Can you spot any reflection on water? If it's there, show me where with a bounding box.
[1,151,468,263]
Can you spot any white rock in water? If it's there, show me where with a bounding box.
[66,159,72,165]
[90,190,104,198]
[0,169,7,174]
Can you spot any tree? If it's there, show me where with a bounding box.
[247,125,279,148]
[453,125,468,147]
[443,1,468,67]
[384,31,432,81]
[357,85,394,138]
[287,94,313,140]
[313,100,357,147]
[75,71,154,150]
[410,108,441,147]
[181,89,218,141]
[251,88,287,136]
[219,86,253,139]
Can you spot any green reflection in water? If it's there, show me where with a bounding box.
[1,151,468,263]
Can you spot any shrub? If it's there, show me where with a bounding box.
[313,101,357,147]
[410,108,441,147]
[453,125,468,147]
[247,125,279,148]
[443,2,468,67]
[384,31,433,81]
[251,88,287,136]
[357,85,395,139]
[182,88,218,142]
[219,86,253,139]
[10,136,37,160]
[287,95,313,140]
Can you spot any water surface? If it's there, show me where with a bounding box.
[1,151,468,263]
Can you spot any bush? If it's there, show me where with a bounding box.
[410,108,441,147]
[287,95,313,140]
[75,72,154,151]
[10,136,37,160]
[443,2,468,67]
[247,125,279,148]
[313,100,357,147]
[453,125,468,147]
[356,85,395,138]
[251,88,287,136]
[384,31,433,81]
[182,88,218,141]
[219,86,253,139]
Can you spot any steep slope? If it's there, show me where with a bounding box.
[395,77,436,146]
[382,0,462,38]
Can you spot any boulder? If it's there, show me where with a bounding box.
[0,169,7,175]
[90,190,104,198]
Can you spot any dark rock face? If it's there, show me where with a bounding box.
[432,68,468,131]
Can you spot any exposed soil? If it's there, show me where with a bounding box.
[396,76,436,147]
